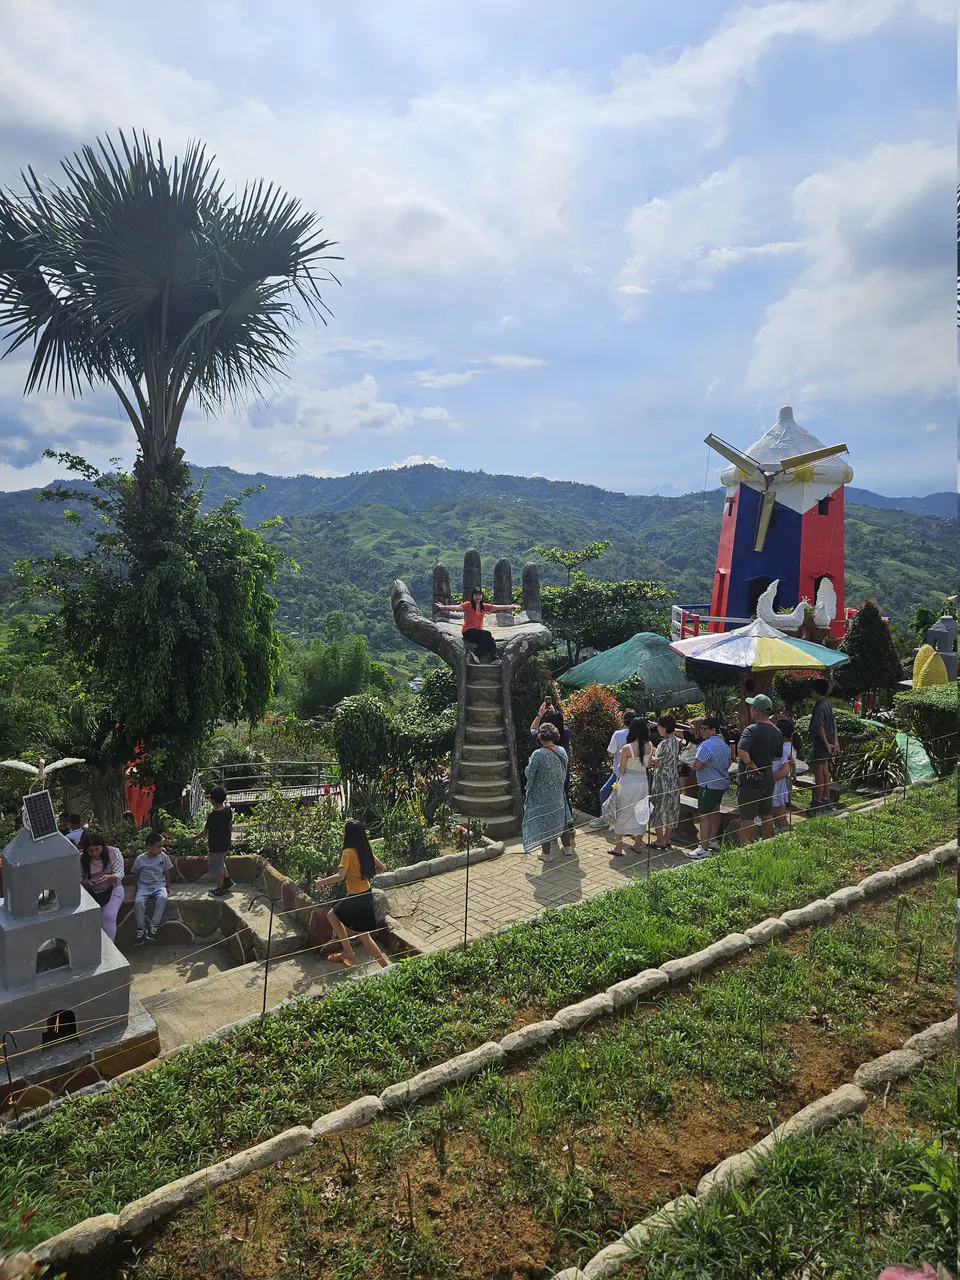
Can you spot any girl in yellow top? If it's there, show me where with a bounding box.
[315,821,390,968]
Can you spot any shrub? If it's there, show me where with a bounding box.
[846,733,906,791]
[565,683,620,813]
[894,684,959,776]
[418,666,457,716]
[913,644,948,688]
[684,658,740,715]
[331,694,395,786]
[241,792,344,883]
[607,676,646,713]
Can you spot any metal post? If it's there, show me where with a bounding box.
[463,842,470,948]
[248,892,276,1018]
[2,1031,20,1117]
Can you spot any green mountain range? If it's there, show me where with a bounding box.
[0,464,953,656]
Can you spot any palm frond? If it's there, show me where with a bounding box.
[0,129,340,466]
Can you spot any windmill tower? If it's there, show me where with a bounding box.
[705,407,853,637]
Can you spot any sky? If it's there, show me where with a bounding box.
[0,0,953,498]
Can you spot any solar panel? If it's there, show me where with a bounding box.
[23,790,58,841]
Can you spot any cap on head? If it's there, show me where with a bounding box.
[745,694,773,713]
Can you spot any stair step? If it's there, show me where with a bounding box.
[453,793,514,815]
[461,743,509,756]
[454,812,520,837]
[459,761,509,776]
[456,779,510,794]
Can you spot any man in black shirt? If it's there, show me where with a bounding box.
[809,679,840,812]
[736,694,783,845]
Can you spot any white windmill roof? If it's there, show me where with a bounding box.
[720,406,854,515]
[743,407,825,465]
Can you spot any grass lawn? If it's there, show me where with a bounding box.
[1,780,954,1253]
[56,874,956,1279]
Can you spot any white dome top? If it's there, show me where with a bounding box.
[719,407,853,515]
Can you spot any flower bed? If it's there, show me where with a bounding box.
[1,781,953,1251]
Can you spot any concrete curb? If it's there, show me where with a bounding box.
[26,837,955,1266]
[375,839,503,888]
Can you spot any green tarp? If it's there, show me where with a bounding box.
[558,632,702,708]
[863,719,935,783]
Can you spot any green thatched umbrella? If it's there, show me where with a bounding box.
[557,632,702,708]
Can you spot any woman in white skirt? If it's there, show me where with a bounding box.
[608,718,653,856]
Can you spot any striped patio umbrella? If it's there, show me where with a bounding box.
[669,618,850,672]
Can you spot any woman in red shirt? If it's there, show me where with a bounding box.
[437,588,519,662]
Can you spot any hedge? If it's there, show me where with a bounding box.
[894,683,959,776]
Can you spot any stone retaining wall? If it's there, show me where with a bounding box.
[24,838,955,1267]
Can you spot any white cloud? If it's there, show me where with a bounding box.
[749,141,954,399]
[619,164,804,295]
[419,405,452,421]
[387,454,448,469]
[414,369,486,388]
[477,354,547,369]
[923,422,938,432]
[415,354,544,385]
[499,315,519,327]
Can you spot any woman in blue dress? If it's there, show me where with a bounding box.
[522,722,574,861]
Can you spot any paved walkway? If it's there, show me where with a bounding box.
[388,824,689,951]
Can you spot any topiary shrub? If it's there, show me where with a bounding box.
[913,644,948,688]
[331,694,394,787]
[771,671,817,717]
[894,684,959,776]
[418,666,457,716]
[564,682,621,814]
[837,599,902,702]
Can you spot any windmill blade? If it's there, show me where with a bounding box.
[775,443,849,473]
[43,758,86,775]
[704,434,763,479]
[754,489,777,552]
[0,760,39,775]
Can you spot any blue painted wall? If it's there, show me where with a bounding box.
[725,485,802,619]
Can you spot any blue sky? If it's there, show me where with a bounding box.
[0,0,953,496]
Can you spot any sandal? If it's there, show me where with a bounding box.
[609,848,625,857]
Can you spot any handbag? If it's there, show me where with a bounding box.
[600,786,618,825]
[633,795,652,826]
[89,884,115,906]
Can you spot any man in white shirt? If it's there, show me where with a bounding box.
[586,709,636,831]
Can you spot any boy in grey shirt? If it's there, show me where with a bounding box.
[131,832,174,944]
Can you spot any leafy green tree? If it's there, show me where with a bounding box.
[532,540,612,586]
[296,629,373,719]
[21,454,284,800]
[910,606,937,645]
[539,573,673,666]
[0,131,337,499]
[837,598,903,702]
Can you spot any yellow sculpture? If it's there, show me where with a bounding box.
[913,644,948,687]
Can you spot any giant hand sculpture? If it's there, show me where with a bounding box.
[390,552,553,837]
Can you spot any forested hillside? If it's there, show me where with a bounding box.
[0,464,953,655]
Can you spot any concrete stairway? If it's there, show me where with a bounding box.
[452,659,520,839]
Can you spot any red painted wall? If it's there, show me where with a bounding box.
[799,486,846,636]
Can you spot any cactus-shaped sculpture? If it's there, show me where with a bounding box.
[391,552,553,837]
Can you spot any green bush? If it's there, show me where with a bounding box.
[331,694,395,785]
[770,672,816,716]
[607,676,646,713]
[418,666,457,716]
[241,792,344,883]
[894,683,959,776]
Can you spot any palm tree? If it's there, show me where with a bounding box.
[0,131,339,497]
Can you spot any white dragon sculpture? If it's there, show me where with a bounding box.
[755,577,837,631]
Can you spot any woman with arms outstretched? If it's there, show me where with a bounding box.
[436,588,519,663]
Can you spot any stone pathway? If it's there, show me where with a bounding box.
[388,825,689,951]
[141,949,379,1053]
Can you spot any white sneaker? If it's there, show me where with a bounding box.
[684,846,711,860]
[707,840,721,851]
[586,818,606,831]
